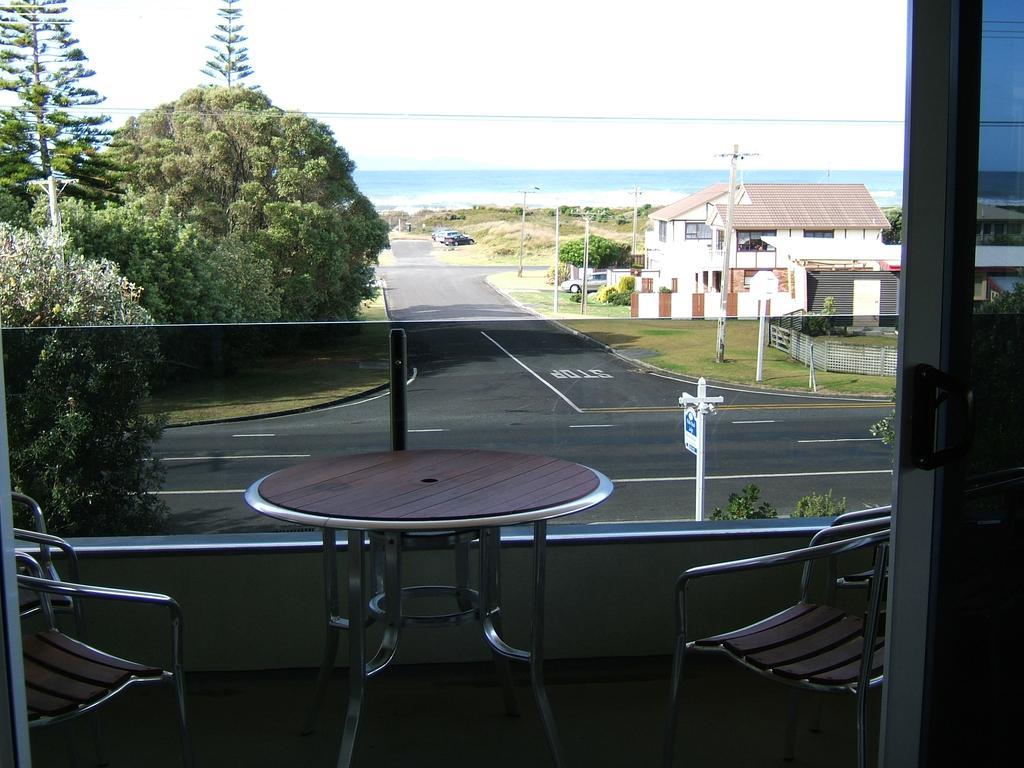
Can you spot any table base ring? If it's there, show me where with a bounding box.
[368,585,480,627]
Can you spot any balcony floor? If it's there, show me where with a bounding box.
[29,655,878,767]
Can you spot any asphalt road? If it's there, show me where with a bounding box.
[156,239,893,533]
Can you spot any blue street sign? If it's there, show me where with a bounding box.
[684,407,698,455]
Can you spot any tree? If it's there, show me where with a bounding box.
[55,196,280,324]
[202,0,255,87]
[883,207,902,244]
[0,0,112,199]
[0,224,166,535]
[110,86,389,321]
[558,234,630,269]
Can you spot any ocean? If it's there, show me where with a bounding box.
[352,169,906,212]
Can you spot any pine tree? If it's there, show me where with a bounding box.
[0,0,111,199]
[202,0,255,87]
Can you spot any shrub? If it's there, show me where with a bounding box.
[558,235,630,268]
[791,489,847,518]
[711,484,778,520]
[617,275,636,293]
[594,285,617,304]
[0,225,167,536]
[546,263,571,285]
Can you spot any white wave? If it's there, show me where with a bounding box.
[371,187,685,213]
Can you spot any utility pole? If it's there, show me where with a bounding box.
[630,185,643,261]
[517,186,540,277]
[553,203,560,314]
[29,175,77,237]
[714,145,757,364]
[578,209,594,315]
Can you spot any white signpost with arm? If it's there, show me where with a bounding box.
[679,377,723,521]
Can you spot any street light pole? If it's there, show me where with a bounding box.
[517,186,539,277]
[630,185,642,261]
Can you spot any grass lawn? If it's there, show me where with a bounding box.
[487,270,630,319]
[564,319,895,397]
[146,324,391,425]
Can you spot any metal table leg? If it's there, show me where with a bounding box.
[481,527,520,717]
[529,520,565,768]
[303,528,343,735]
[336,530,367,768]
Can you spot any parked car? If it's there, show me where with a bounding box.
[441,233,475,246]
[560,270,609,293]
[432,228,460,242]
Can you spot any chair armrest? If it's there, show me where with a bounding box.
[829,505,893,527]
[11,492,45,534]
[13,528,80,583]
[678,527,890,591]
[17,574,184,672]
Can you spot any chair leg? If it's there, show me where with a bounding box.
[783,690,799,761]
[304,529,342,735]
[856,686,869,768]
[172,676,195,768]
[88,713,106,767]
[662,636,687,768]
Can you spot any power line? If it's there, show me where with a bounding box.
[22,104,906,126]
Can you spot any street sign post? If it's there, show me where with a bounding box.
[679,377,723,522]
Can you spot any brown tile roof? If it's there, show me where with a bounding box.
[650,183,729,221]
[712,184,889,229]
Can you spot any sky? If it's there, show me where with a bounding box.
[60,0,909,171]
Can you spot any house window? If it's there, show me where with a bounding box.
[974,275,987,301]
[803,230,834,238]
[658,221,667,242]
[716,230,724,250]
[685,222,712,240]
[737,230,777,251]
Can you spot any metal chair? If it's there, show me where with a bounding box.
[16,539,194,767]
[664,517,890,768]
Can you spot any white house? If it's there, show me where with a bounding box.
[638,183,901,319]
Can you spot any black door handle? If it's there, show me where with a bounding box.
[911,363,973,470]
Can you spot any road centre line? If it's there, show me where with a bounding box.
[156,454,311,461]
[569,424,615,429]
[159,468,893,497]
[409,428,449,433]
[583,402,891,414]
[613,469,892,483]
[480,331,583,414]
[798,438,883,443]
[732,420,776,424]
[232,434,275,438]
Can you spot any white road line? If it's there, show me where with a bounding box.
[156,454,311,462]
[797,438,883,444]
[409,428,449,433]
[731,420,777,424]
[648,371,887,402]
[157,489,246,495]
[232,434,275,438]
[480,331,583,414]
[570,424,615,429]
[613,469,892,483]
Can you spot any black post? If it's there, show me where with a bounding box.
[389,328,407,451]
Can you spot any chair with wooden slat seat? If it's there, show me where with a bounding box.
[664,517,890,768]
[17,562,194,767]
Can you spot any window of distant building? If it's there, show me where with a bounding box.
[803,229,835,238]
[658,221,667,242]
[737,230,777,251]
[685,222,712,239]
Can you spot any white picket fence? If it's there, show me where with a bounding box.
[769,327,897,377]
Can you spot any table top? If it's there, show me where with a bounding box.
[245,449,613,531]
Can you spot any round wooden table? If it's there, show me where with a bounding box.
[245,449,613,768]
